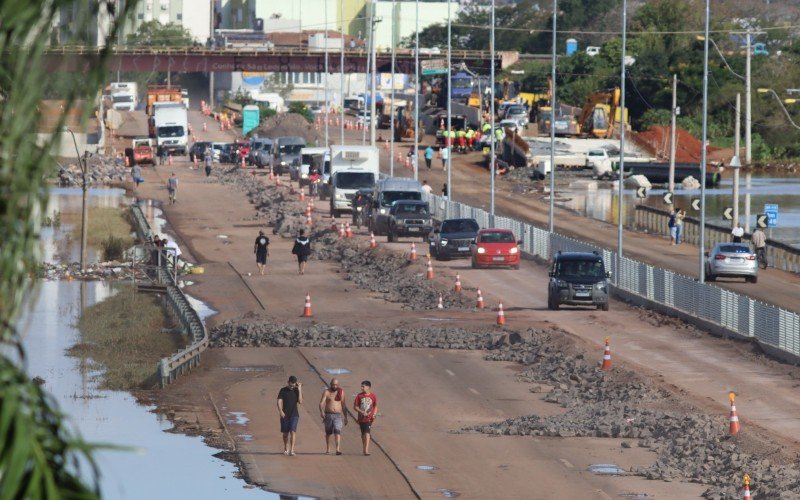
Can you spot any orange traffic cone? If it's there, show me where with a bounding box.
[476,288,485,309]
[268,170,274,180]
[437,293,444,309]
[192,134,197,142]
[240,156,246,168]
[369,232,377,249]
[338,223,345,238]
[729,392,740,435]
[454,274,462,293]
[275,176,281,186]
[426,259,434,280]
[305,204,312,217]
[299,190,305,202]
[345,222,353,238]
[302,293,313,317]
[307,201,314,213]
[601,337,612,371]
[742,474,751,500]
[496,302,506,325]
[193,156,198,167]
[203,122,207,132]
[306,213,312,225]
[409,242,417,261]
[168,155,173,166]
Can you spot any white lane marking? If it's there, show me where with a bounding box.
[445,369,456,377]
[468,387,480,395]
[559,459,574,469]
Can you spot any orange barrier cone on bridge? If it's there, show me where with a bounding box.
[729,392,741,435]
[409,242,418,261]
[742,474,751,500]
[299,190,305,202]
[437,293,444,309]
[305,204,312,217]
[307,201,314,213]
[426,258,434,280]
[454,274,462,293]
[345,222,353,238]
[369,232,377,249]
[476,289,485,309]
[338,223,346,238]
[302,293,313,317]
[496,302,506,326]
[601,337,612,371]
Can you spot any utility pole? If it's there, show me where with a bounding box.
[745,29,752,164]
[340,0,345,145]
[548,0,557,233]
[698,0,711,283]
[668,73,677,194]
[446,0,452,210]
[732,93,742,228]
[414,0,420,181]
[369,12,380,147]
[616,0,628,285]
[489,0,496,215]
[390,0,396,176]
[324,0,329,149]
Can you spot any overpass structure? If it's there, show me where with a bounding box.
[42,46,522,74]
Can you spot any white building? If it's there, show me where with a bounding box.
[123,0,212,44]
[370,0,458,50]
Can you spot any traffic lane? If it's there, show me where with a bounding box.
[422,249,800,447]
[301,348,707,499]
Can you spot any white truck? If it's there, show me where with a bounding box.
[152,102,188,155]
[109,82,138,111]
[327,145,380,217]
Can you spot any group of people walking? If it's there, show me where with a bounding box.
[253,229,312,276]
[277,377,379,457]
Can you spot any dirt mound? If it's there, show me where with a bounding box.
[632,126,721,164]
[251,113,321,145]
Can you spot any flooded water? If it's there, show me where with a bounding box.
[11,189,312,499]
[561,172,800,248]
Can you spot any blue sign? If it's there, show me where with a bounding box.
[764,203,779,228]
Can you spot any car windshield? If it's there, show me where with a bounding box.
[280,144,304,154]
[555,259,605,278]
[335,172,375,189]
[588,150,605,156]
[441,220,479,234]
[480,232,515,243]
[380,191,421,207]
[157,126,184,137]
[251,143,262,151]
[113,95,133,103]
[718,245,751,254]
[302,154,323,168]
[507,107,525,115]
[396,203,428,215]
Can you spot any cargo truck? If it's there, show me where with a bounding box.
[146,85,182,116]
[152,102,188,155]
[328,145,380,217]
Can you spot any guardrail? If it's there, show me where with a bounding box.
[130,203,208,387]
[634,205,800,274]
[424,194,800,363]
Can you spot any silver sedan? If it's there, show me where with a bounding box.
[706,243,758,283]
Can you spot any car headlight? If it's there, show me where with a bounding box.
[596,282,607,292]
[477,247,486,254]
[335,193,346,200]
[556,279,568,288]
[440,239,448,246]
[509,247,518,255]
[281,161,286,165]
[379,208,387,215]
[301,174,308,179]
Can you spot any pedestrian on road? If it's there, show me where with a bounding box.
[732,222,744,243]
[277,376,303,456]
[668,207,677,245]
[131,163,143,189]
[440,145,449,170]
[167,172,178,204]
[204,148,213,177]
[354,381,378,456]
[421,180,432,194]
[254,230,270,275]
[675,208,685,244]
[291,229,312,275]
[441,182,448,200]
[159,147,168,166]
[319,378,348,455]
[424,145,433,169]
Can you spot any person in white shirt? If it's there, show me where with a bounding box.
[421,180,432,194]
[731,222,744,243]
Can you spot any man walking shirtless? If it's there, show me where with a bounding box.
[319,378,348,455]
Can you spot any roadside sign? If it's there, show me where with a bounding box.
[723,207,733,220]
[757,214,769,229]
[764,203,779,228]
[421,59,448,76]
[691,199,700,211]
[663,192,673,205]
[636,186,647,199]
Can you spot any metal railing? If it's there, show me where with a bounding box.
[425,194,800,362]
[130,203,208,387]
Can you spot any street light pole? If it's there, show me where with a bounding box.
[414,0,420,181]
[548,0,556,233]
[67,128,88,272]
[616,0,627,284]
[668,73,677,194]
[446,0,452,211]
[340,0,345,145]
[369,11,379,147]
[745,29,752,164]
[390,0,396,177]
[732,93,741,229]
[324,0,329,149]
[489,0,496,215]
[699,0,710,283]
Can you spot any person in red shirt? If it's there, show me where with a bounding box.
[353,380,378,456]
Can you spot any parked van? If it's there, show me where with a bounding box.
[328,145,380,216]
[249,137,273,167]
[369,177,423,236]
[585,46,600,57]
[273,136,306,175]
[299,147,329,186]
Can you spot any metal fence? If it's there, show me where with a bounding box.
[425,194,800,361]
[130,203,208,387]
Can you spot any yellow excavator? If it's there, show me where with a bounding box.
[577,88,629,138]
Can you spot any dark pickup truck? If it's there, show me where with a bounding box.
[387,200,434,243]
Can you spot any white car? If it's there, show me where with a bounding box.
[586,46,600,56]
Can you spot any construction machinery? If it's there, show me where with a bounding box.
[379,98,405,129]
[576,88,629,139]
[394,100,423,142]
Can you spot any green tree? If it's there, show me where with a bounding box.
[126,20,194,47]
[1,0,136,497]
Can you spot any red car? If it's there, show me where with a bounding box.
[470,229,521,269]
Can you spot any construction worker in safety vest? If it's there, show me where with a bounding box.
[456,128,466,152]
[482,122,491,134]
[472,128,482,151]
[465,128,475,149]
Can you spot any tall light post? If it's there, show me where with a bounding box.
[66,128,88,272]
[340,0,345,145]
[324,0,329,148]
[390,0,396,176]
[731,93,741,229]
[489,0,496,215]
[414,0,420,181]
[369,12,381,146]
[698,0,710,283]
[446,0,452,210]
[548,0,557,233]
[615,0,628,285]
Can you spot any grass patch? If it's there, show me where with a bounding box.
[69,284,185,390]
[64,206,135,251]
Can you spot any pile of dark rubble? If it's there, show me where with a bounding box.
[211,316,800,497]
[38,261,147,281]
[57,155,131,187]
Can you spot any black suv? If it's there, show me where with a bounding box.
[387,200,433,242]
[547,251,610,311]
[430,218,480,260]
